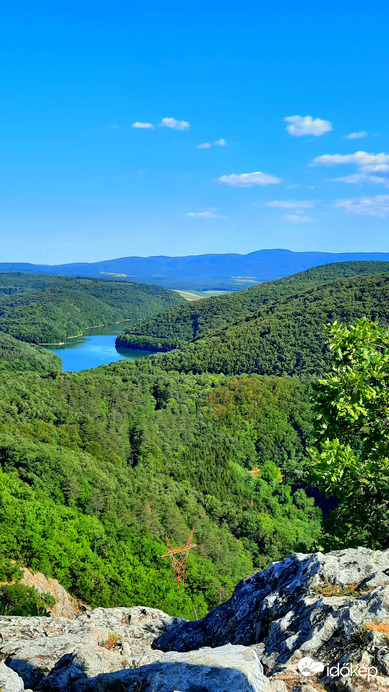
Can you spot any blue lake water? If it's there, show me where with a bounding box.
[46,323,152,372]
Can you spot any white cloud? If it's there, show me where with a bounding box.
[334,195,389,217]
[198,139,227,149]
[283,214,314,223]
[160,117,190,130]
[312,151,389,166]
[109,125,119,130]
[266,200,317,209]
[361,164,389,173]
[186,211,220,218]
[216,171,282,187]
[343,131,367,139]
[286,184,300,189]
[316,151,389,188]
[131,121,154,129]
[332,173,389,187]
[285,115,332,137]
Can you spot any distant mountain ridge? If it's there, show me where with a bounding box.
[3,249,389,290]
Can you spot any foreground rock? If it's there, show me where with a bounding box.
[0,607,183,690]
[76,644,270,692]
[0,548,388,691]
[158,547,389,690]
[0,660,30,691]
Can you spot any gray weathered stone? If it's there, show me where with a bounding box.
[157,547,389,686]
[0,607,182,690]
[0,661,26,691]
[75,643,270,692]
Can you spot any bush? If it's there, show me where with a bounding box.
[0,583,56,616]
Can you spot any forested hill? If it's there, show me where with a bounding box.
[116,261,389,353]
[0,332,61,374]
[138,272,389,378]
[0,273,185,344]
[0,363,320,618]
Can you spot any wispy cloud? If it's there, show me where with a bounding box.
[198,139,228,149]
[361,164,389,173]
[335,195,389,217]
[186,211,221,218]
[109,125,119,130]
[266,200,318,209]
[313,151,389,187]
[285,115,332,137]
[160,117,190,130]
[131,121,154,130]
[312,151,389,166]
[332,173,389,187]
[216,171,281,187]
[343,131,367,140]
[283,214,314,223]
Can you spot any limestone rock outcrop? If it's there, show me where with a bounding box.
[19,569,82,619]
[0,606,182,690]
[76,644,271,692]
[0,548,388,691]
[0,660,29,691]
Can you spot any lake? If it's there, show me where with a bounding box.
[46,323,152,372]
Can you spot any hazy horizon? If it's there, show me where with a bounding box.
[4,247,389,266]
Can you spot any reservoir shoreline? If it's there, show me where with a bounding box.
[38,318,137,346]
[44,322,152,372]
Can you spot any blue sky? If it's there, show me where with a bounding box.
[1,1,388,262]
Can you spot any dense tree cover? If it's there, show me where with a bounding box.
[0,584,56,616]
[0,331,61,375]
[0,556,55,616]
[309,319,389,549]
[0,273,185,344]
[138,274,389,379]
[0,361,321,618]
[117,262,389,352]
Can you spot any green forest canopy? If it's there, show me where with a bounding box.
[0,273,185,344]
[0,361,320,618]
[132,272,389,378]
[117,261,389,353]
[0,331,61,375]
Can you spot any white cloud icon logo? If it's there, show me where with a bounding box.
[298,657,325,677]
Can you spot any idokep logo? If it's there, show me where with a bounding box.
[297,657,378,681]
[327,662,378,681]
[298,657,324,677]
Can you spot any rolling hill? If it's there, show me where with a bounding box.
[0,273,185,344]
[132,271,389,378]
[0,332,61,374]
[116,261,389,353]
